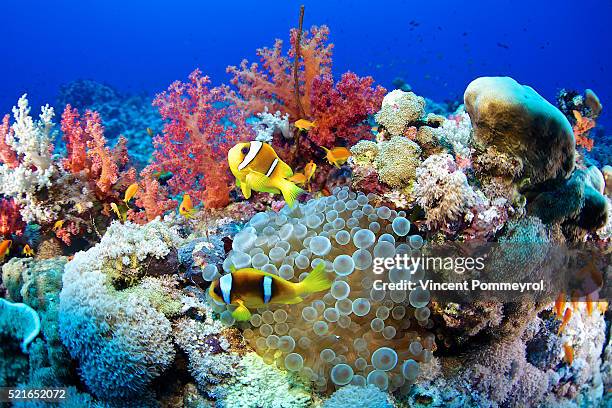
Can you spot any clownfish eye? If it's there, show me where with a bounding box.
[241,146,249,155]
[213,284,222,297]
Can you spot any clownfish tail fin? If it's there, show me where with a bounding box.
[276,179,304,208]
[298,263,332,295]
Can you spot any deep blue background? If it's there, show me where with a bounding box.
[1,0,610,126]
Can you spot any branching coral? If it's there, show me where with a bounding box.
[252,108,291,143]
[413,153,477,230]
[151,69,251,208]
[227,26,384,149]
[0,95,57,223]
[433,110,472,159]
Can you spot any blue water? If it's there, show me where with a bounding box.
[1,0,610,126]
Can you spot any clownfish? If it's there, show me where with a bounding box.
[0,240,12,262]
[209,262,332,321]
[228,141,303,208]
[321,146,351,168]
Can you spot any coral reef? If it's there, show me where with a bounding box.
[151,69,251,209]
[350,136,422,193]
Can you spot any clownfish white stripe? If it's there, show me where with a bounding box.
[220,273,233,304]
[265,158,279,177]
[238,141,263,170]
[263,275,272,303]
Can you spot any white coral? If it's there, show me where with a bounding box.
[413,153,477,229]
[0,95,59,223]
[252,108,291,142]
[433,108,472,158]
[59,220,182,398]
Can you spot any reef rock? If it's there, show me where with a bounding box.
[464,76,575,184]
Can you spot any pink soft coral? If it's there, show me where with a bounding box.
[227,25,385,148]
[0,114,19,168]
[61,105,134,198]
[151,69,252,208]
[130,167,176,224]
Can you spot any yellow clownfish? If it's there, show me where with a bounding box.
[209,262,331,321]
[228,141,303,208]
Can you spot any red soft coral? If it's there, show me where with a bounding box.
[151,69,252,208]
[0,198,25,237]
[309,72,386,147]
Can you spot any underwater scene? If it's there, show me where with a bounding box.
[0,1,611,407]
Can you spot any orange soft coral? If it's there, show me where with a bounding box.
[572,110,595,150]
[227,26,333,120]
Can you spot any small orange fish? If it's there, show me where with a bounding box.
[294,119,316,131]
[124,183,139,203]
[321,146,351,168]
[52,220,65,232]
[558,308,572,334]
[288,173,307,184]
[22,244,34,257]
[563,342,574,365]
[0,240,12,261]
[554,292,566,319]
[146,127,154,137]
[180,194,197,219]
